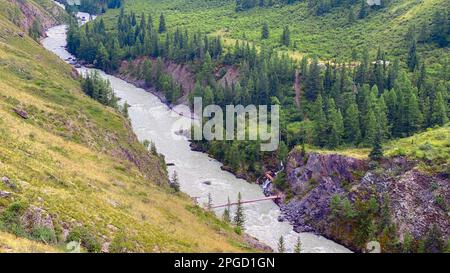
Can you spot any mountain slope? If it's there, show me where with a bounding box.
[102,0,448,70]
[0,0,265,252]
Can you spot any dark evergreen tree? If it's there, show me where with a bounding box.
[261,22,269,39]
[430,87,448,126]
[344,101,361,144]
[407,36,419,71]
[158,13,166,33]
[305,57,321,101]
[170,171,180,192]
[430,10,449,47]
[222,197,231,223]
[369,127,383,161]
[348,9,356,24]
[233,192,245,229]
[278,236,285,253]
[359,0,369,19]
[281,26,290,46]
[312,94,327,147]
[143,59,153,86]
[294,236,302,253]
[326,98,344,148]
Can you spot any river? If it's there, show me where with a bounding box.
[41,15,351,253]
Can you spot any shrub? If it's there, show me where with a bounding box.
[66,226,101,253]
[109,232,136,253]
[273,172,288,191]
[31,226,57,244]
[0,201,28,237]
[234,226,242,235]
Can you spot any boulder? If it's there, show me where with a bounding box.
[0,190,12,198]
[13,108,29,119]
[20,205,55,233]
[2,176,17,189]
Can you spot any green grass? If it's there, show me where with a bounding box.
[384,124,450,173]
[0,1,263,253]
[295,123,450,174]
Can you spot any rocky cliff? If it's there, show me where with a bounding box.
[3,0,67,35]
[278,149,449,252]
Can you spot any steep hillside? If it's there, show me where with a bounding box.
[279,147,449,253]
[0,0,67,35]
[0,0,266,253]
[49,0,449,252]
[275,124,449,252]
[102,0,448,72]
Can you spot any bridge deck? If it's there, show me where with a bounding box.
[211,195,279,209]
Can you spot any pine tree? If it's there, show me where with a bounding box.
[348,9,356,24]
[344,102,361,145]
[121,101,130,118]
[158,13,166,33]
[364,109,377,146]
[407,37,419,71]
[278,236,285,253]
[301,141,306,158]
[277,141,288,162]
[312,94,327,147]
[305,57,321,101]
[376,96,389,140]
[170,171,180,192]
[394,71,423,136]
[222,197,231,223]
[430,88,448,126]
[109,38,122,71]
[405,88,423,134]
[233,192,245,229]
[143,59,153,86]
[29,19,42,41]
[417,62,426,91]
[261,22,269,39]
[281,26,290,47]
[402,233,413,253]
[203,86,215,106]
[369,127,383,161]
[147,14,154,32]
[387,59,399,90]
[294,236,302,253]
[359,0,369,19]
[96,42,109,71]
[431,10,449,47]
[150,141,158,155]
[326,99,344,148]
[139,12,146,31]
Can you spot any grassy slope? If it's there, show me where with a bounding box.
[102,0,448,74]
[300,123,449,173]
[0,231,61,252]
[0,3,261,253]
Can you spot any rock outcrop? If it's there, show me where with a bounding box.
[280,152,366,233]
[9,0,66,35]
[20,205,55,234]
[278,149,449,252]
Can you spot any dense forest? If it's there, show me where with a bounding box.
[235,0,389,16]
[67,6,449,175]
[57,0,123,14]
